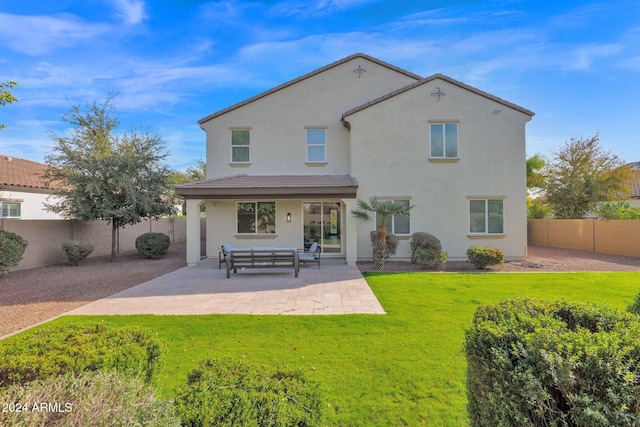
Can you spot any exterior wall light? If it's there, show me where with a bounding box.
[287,212,291,222]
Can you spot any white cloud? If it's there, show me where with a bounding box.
[0,13,110,55]
[270,0,380,18]
[110,0,148,25]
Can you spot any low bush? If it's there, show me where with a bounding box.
[370,231,399,258]
[174,358,325,426]
[415,248,448,270]
[465,299,640,426]
[0,229,28,278]
[61,240,94,266]
[466,246,505,269]
[410,232,442,264]
[135,232,171,259]
[0,371,180,426]
[0,323,161,387]
[628,289,640,316]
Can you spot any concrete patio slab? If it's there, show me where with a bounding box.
[67,259,385,316]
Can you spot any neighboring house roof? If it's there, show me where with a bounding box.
[175,175,358,199]
[0,155,54,191]
[342,73,535,120]
[627,162,640,198]
[198,53,422,125]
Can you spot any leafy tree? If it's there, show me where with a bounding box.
[0,81,18,130]
[44,98,174,261]
[168,158,207,214]
[526,153,545,189]
[597,201,640,220]
[351,198,413,271]
[543,133,631,218]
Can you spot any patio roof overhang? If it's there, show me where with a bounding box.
[175,174,358,199]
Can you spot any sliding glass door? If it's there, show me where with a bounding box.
[303,202,341,254]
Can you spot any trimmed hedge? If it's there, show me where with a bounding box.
[466,245,505,269]
[415,248,448,270]
[174,358,325,426]
[0,229,28,278]
[135,232,171,259]
[61,240,94,266]
[410,232,442,264]
[465,299,640,426]
[0,323,161,387]
[0,371,180,426]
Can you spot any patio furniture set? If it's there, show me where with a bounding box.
[219,243,321,279]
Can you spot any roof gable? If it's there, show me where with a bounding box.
[342,74,535,119]
[198,53,422,125]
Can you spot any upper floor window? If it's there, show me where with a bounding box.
[1,201,21,218]
[306,128,326,163]
[469,198,504,234]
[376,199,411,235]
[430,122,458,158]
[231,129,250,163]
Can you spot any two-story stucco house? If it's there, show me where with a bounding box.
[176,53,534,266]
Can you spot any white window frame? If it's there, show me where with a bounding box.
[0,201,21,218]
[306,128,326,163]
[236,201,276,234]
[468,198,505,235]
[230,128,251,164]
[429,121,459,159]
[375,198,411,236]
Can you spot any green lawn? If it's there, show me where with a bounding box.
[10,272,640,426]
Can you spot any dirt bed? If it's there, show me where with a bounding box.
[2,244,639,338]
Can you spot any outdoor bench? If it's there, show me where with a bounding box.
[226,247,299,278]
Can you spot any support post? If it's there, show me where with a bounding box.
[186,199,202,266]
[342,198,359,265]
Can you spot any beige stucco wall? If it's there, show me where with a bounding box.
[1,190,65,220]
[345,78,530,260]
[528,218,640,257]
[3,218,186,270]
[202,57,419,179]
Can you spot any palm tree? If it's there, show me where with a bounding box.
[351,198,414,271]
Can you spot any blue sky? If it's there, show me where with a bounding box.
[1,0,639,171]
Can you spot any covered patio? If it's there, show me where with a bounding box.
[67,259,385,316]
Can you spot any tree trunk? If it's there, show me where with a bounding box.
[110,223,117,262]
[374,225,386,271]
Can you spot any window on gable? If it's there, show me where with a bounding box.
[430,123,458,158]
[1,202,21,218]
[375,199,411,235]
[306,129,326,162]
[469,198,504,234]
[237,201,276,234]
[231,129,250,163]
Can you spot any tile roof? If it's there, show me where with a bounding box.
[627,162,640,198]
[342,74,535,119]
[198,53,422,125]
[175,174,358,199]
[0,155,54,191]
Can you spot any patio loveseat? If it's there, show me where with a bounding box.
[226,247,299,279]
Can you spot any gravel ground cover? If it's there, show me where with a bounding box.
[2,244,639,338]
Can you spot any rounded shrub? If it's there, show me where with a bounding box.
[0,229,28,278]
[135,232,171,259]
[0,323,162,387]
[410,232,442,264]
[174,358,325,426]
[628,289,640,316]
[415,248,448,270]
[0,371,180,426]
[465,299,640,426]
[61,240,94,266]
[466,246,505,269]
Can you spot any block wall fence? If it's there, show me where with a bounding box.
[2,217,187,270]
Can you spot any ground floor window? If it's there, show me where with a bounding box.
[237,201,276,234]
[1,202,21,218]
[469,198,504,234]
[303,202,341,253]
[375,199,411,235]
